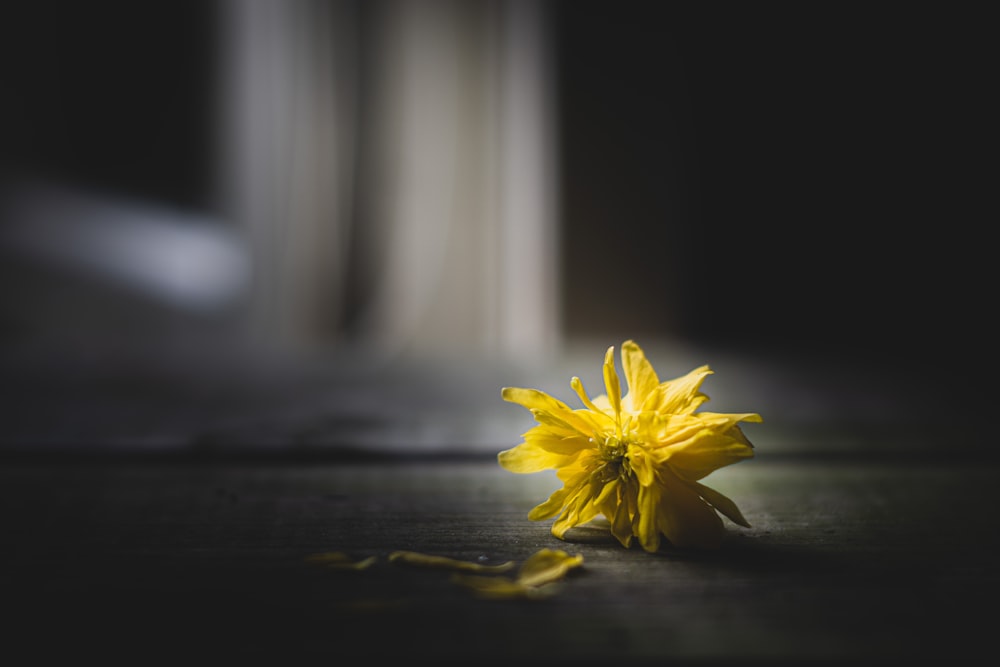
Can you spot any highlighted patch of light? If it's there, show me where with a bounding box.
[0,182,250,312]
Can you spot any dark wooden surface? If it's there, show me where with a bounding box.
[2,339,996,664]
[3,453,996,664]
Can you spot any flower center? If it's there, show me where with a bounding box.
[594,434,633,483]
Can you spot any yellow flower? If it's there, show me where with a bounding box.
[498,340,761,551]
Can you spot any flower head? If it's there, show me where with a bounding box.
[498,340,761,551]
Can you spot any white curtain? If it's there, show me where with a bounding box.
[216,0,560,366]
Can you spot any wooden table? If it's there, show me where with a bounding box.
[3,451,995,663]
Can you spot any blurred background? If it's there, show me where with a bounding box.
[0,0,995,459]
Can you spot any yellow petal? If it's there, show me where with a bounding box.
[304,552,377,570]
[628,445,656,487]
[552,477,605,537]
[304,551,352,564]
[571,376,613,421]
[388,551,516,573]
[550,492,589,538]
[693,481,751,528]
[652,365,714,415]
[621,340,659,412]
[696,412,764,445]
[528,485,573,521]
[699,411,764,426]
[590,394,612,413]
[572,495,604,532]
[655,470,725,549]
[573,408,616,434]
[498,442,579,473]
[450,549,583,600]
[602,480,635,548]
[502,385,572,412]
[593,476,618,508]
[523,431,592,457]
[502,387,593,435]
[528,409,592,438]
[515,548,584,588]
[602,346,622,423]
[664,429,755,481]
[451,574,553,599]
[645,414,708,448]
[724,420,761,449]
[635,483,662,552]
[610,497,634,548]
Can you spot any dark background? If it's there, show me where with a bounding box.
[1,0,995,413]
[556,2,994,375]
[0,2,217,210]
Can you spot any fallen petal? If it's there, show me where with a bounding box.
[516,548,584,588]
[388,550,516,573]
[304,552,377,570]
